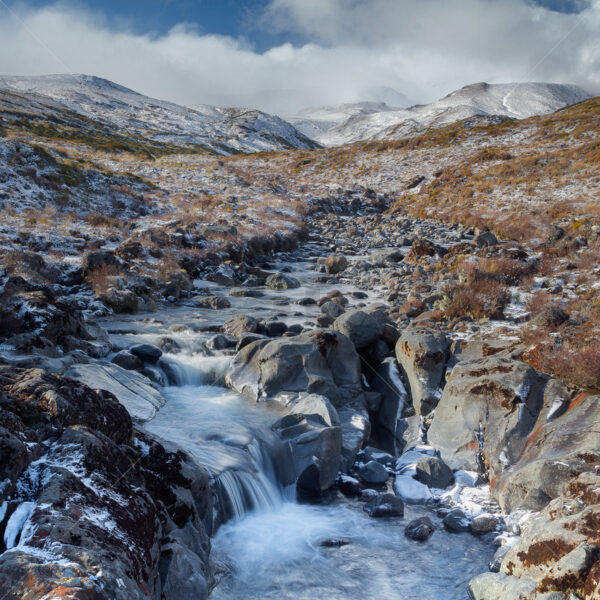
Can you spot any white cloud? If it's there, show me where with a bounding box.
[0,1,597,115]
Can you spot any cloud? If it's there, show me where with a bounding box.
[0,1,598,115]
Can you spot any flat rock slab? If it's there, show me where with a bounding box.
[66,363,165,422]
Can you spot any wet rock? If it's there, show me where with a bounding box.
[206,334,233,351]
[112,350,143,371]
[320,537,351,548]
[363,493,404,518]
[443,508,470,532]
[265,272,301,290]
[225,330,362,407]
[404,517,435,541]
[357,460,390,485]
[236,332,268,351]
[324,254,349,274]
[65,363,165,422]
[337,474,361,497]
[393,475,433,504]
[333,310,384,350]
[195,295,232,309]
[224,314,259,339]
[470,513,502,535]
[321,300,345,319]
[264,321,288,337]
[427,356,546,477]
[395,327,449,415]
[273,411,342,495]
[130,343,163,364]
[415,456,454,489]
[230,287,264,298]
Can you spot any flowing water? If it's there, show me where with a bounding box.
[104,243,493,599]
[142,352,493,600]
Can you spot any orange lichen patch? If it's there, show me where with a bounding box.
[569,392,590,410]
[516,539,577,569]
[470,381,517,410]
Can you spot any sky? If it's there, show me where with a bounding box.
[0,0,598,115]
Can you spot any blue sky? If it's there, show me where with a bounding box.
[0,0,597,113]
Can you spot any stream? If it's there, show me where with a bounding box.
[101,241,495,599]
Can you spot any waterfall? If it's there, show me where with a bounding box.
[152,352,292,525]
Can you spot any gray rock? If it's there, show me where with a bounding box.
[494,393,600,512]
[324,254,349,274]
[475,231,498,247]
[404,517,435,541]
[443,508,470,532]
[225,330,362,407]
[65,363,165,422]
[320,300,345,319]
[195,295,232,308]
[415,456,454,489]
[427,356,546,477]
[100,287,139,313]
[265,272,301,290]
[206,334,233,351]
[357,460,390,485]
[395,327,449,415]
[111,350,143,371]
[470,513,502,535]
[468,572,536,600]
[224,314,259,339]
[264,321,288,337]
[130,343,163,364]
[333,310,384,349]
[363,493,404,518]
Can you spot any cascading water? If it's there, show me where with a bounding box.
[145,349,494,600]
[146,352,293,524]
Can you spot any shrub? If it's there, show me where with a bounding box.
[442,278,511,320]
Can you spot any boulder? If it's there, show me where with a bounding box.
[100,287,139,313]
[130,343,163,364]
[404,517,435,541]
[363,493,404,518]
[320,300,345,319]
[415,456,454,489]
[470,513,502,535]
[195,295,232,309]
[427,356,546,478]
[273,412,342,495]
[494,393,600,512]
[393,475,433,504]
[333,310,384,350]
[468,572,537,600]
[357,460,390,485]
[475,231,498,247]
[225,330,362,407]
[443,508,471,532]
[395,327,449,415]
[371,358,410,453]
[265,272,301,290]
[224,314,259,339]
[65,363,165,422]
[111,350,143,371]
[324,254,349,274]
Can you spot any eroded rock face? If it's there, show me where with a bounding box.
[395,327,449,415]
[0,367,212,600]
[427,356,546,478]
[494,393,600,513]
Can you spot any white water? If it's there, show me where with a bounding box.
[143,351,494,599]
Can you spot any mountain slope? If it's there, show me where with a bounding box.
[0,74,320,155]
[309,82,591,147]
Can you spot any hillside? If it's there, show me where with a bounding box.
[0,74,320,155]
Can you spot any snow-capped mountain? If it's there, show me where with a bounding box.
[287,102,399,140]
[302,82,591,147]
[0,74,320,154]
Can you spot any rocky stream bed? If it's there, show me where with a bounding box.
[1,206,599,599]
